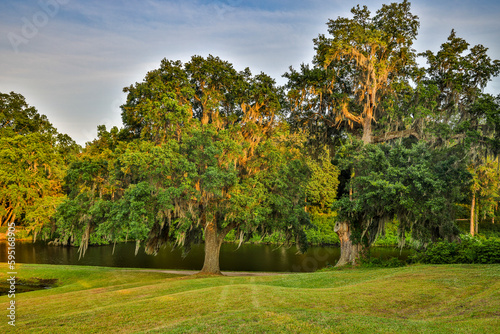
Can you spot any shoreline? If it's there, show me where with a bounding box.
[129,268,292,276]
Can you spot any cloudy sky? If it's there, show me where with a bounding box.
[1,0,499,145]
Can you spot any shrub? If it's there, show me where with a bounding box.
[412,235,500,264]
[360,256,407,268]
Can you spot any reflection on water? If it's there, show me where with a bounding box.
[0,241,410,272]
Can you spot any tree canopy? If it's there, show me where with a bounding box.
[57,55,313,274]
[0,91,79,239]
[286,0,420,147]
[334,141,469,250]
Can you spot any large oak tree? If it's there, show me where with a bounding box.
[58,56,312,274]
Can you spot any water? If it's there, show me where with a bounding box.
[0,241,410,272]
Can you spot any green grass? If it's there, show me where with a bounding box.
[1,263,499,333]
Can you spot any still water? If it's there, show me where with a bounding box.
[0,241,410,272]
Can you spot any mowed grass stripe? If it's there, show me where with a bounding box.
[1,264,499,333]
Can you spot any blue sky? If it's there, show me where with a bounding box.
[1,0,499,145]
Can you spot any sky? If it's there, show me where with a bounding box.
[1,0,499,146]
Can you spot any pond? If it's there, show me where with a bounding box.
[0,241,410,272]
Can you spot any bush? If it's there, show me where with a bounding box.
[360,256,407,268]
[412,235,500,264]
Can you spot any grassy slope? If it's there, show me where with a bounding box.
[0,263,499,333]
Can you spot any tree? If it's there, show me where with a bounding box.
[421,30,500,120]
[55,128,118,249]
[305,152,340,215]
[311,0,420,144]
[0,91,79,239]
[469,157,500,236]
[0,133,67,238]
[464,95,500,235]
[58,56,312,274]
[283,64,345,156]
[303,152,341,245]
[0,91,54,136]
[421,33,500,235]
[285,1,422,266]
[417,30,500,144]
[333,141,469,266]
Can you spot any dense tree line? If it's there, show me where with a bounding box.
[1,1,499,272]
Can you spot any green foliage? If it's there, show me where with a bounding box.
[57,56,312,264]
[475,221,500,239]
[372,218,409,246]
[224,212,340,246]
[0,132,67,237]
[305,153,339,215]
[360,256,407,268]
[12,227,30,240]
[0,91,79,239]
[412,235,500,264]
[305,213,339,245]
[421,30,500,119]
[468,157,500,233]
[334,140,470,247]
[0,91,54,136]
[284,1,422,150]
[301,150,341,245]
[418,32,500,163]
[0,226,29,239]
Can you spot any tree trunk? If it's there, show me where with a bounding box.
[334,221,364,267]
[361,116,372,144]
[200,222,224,275]
[470,191,476,236]
[475,202,479,235]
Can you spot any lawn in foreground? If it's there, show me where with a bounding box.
[0,263,499,333]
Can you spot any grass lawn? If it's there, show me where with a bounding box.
[0,263,499,333]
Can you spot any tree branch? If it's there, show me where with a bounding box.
[219,222,237,240]
[372,129,420,143]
